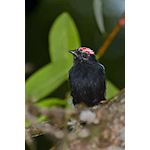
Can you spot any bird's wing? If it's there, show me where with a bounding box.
[98,63,105,74]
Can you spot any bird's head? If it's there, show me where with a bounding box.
[69,47,97,64]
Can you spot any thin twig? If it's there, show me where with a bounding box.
[96,13,125,59]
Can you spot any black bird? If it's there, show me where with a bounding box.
[68,47,106,107]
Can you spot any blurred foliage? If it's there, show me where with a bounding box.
[93,0,106,34]
[25,0,125,90]
[25,12,80,102]
[25,12,120,127]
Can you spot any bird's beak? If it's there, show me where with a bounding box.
[68,50,78,57]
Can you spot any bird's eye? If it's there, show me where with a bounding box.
[82,53,87,58]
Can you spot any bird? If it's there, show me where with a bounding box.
[68,47,106,107]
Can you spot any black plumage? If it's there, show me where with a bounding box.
[68,47,106,107]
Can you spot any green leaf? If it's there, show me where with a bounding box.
[25,12,80,102]
[25,12,81,102]
[49,12,81,63]
[25,59,72,102]
[37,115,49,123]
[37,98,67,108]
[106,79,120,99]
[93,0,106,34]
[25,119,30,127]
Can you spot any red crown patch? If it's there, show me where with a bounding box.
[79,47,95,55]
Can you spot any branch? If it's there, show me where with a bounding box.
[25,89,125,150]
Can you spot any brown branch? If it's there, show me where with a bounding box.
[25,90,125,150]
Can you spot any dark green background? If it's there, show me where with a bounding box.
[25,0,125,95]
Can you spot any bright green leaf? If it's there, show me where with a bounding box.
[25,59,72,102]
[93,0,106,34]
[25,119,30,127]
[25,12,81,102]
[49,12,81,62]
[106,79,120,99]
[37,98,67,108]
[37,115,49,123]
